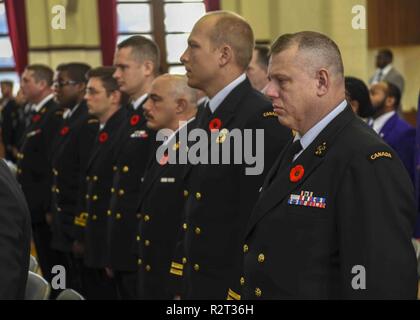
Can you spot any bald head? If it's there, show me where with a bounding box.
[198,11,254,71]
[144,74,198,131]
[161,74,198,106]
[271,31,344,82]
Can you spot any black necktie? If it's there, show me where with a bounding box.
[376,70,383,82]
[286,139,303,164]
[199,102,213,128]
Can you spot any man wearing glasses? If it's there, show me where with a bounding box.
[50,63,99,296]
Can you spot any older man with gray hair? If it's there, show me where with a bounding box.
[242,31,417,299]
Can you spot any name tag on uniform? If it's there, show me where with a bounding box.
[27,129,42,138]
[288,191,326,209]
[160,177,175,183]
[131,130,148,139]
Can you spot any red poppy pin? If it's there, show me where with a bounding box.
[130,114,141,126]
[159,151,169,166]
[60,126,70,136]
[209,118,222,132]
[99,132,109,143]
[290,165,305,183]
[32,114,41,123]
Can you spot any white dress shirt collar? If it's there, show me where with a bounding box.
[372,110,395,135]
[293,100,348,161]
[132,93,148,110]
[31,93,55,113]
[208,73,247,113]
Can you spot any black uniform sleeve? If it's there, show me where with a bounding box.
[336,148,418,299]
[228,110,292,299]
[0,161,30,299]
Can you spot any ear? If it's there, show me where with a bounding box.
[315,68,330,97]
[218,45,233,67]
[142,60,155,77]
[175,97,188,114]
[77,82,87,94]
[37,79,49,91]
[350,99,360,115]
[385,96,396,109]
[110,90,121,105]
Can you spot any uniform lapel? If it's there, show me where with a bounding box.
[182,78,252,180]
[246,106,355,235]
[86,107,126,171]
[140,119,195,201]
[379,112,398,140]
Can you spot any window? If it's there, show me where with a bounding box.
[0,0,18,94]
[117,0,206,74]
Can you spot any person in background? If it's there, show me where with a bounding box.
[16,64,64,286]
[369,81,415,182]
[369,49,405,94]
[345,76,374,119]
[247,45,269,92]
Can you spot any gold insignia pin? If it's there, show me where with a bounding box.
[315,142,327,156]
[172,141,180,151]
[216,128,229,144]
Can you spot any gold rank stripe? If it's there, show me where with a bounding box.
[227,289,241,300]
[170,268,183,276]
[171,262,184,270]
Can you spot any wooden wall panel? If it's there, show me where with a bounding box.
[368,0,420,48]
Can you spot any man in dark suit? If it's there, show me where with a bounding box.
[0,80,19,162]
[106,36,158,299]
[242,31,417,299]
[179,11,291,299]
[50,63,98,295]
[76,67,128,299]
[369,49,405,94]
[0,159,31,299]
[17,64,64,284]
[136,74,198,299]
[369,81,415,182]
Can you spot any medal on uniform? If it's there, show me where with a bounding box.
[288,191,327,209]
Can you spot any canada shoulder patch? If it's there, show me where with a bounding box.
[263,111,277,118]
[368,151,393,162]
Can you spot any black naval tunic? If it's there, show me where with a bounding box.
[16,96,63,283]
[0,159,31,299]
[106,103,152,273]
[50,100,99,253]
[77,107,127,269]
[17,97,63,223]
[136,118,197,299]
[179,78,292,299]
[242,105,418,299]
